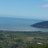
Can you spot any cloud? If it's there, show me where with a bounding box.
[42,4,48,8]
[44,0,48,1]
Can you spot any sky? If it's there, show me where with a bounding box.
[0,0,48,20]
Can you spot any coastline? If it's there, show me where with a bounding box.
[0,29,46,33]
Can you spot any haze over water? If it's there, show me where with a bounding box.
[0,17,48,32]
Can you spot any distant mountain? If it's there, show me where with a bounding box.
[31,21,48,28]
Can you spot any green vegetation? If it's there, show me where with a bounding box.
[0,30,48,48]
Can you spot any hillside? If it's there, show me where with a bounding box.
[31,21,48,28]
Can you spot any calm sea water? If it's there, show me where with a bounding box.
[0,17,48,32]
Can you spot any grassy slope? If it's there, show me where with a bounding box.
[0,30,48,48]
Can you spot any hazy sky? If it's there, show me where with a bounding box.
[0,0,48,20]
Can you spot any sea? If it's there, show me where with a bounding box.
[0,17,48,32]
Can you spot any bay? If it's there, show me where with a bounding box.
[0,17,48,32]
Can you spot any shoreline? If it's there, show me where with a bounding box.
[0,29,46,32]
